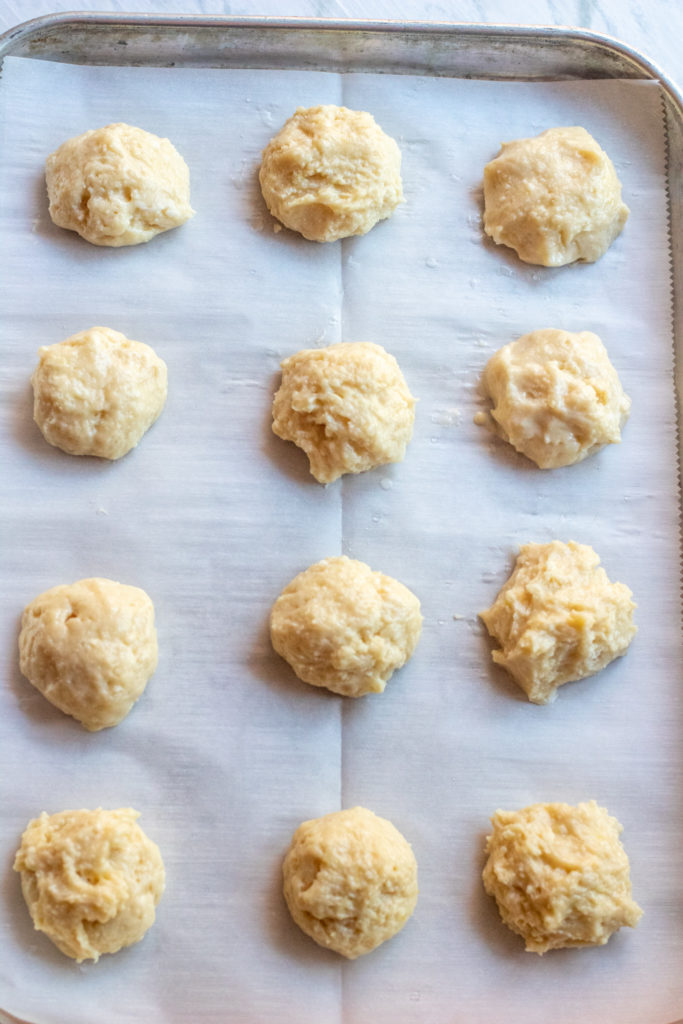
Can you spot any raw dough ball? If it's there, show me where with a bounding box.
[480,541,636,704]
[19,577,158,730]
[283,806,418,958]
[270,555,422,697]
[483,126,629,266]
[14,807,165,962]
[32,326,168,459]
[482,800,642,953]
[478,329,631,468]
[259,105,403,242]
[272,342,415,484]
[46,122,194,246]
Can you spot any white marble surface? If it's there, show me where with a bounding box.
[0,0,681,91]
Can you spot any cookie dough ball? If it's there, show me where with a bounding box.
[32,326,168,459]
[14,808,165,962]
[483,800,642,953]
[19,577,158,730]
[478,329,631,468]
[283,806,418,958]
[270,556,422,697]
[483,126,629,266]
[480,541,636,704]
[259,105,403,242]
[272,342,415,484]
[46,122,194,246]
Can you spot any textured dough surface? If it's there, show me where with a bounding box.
[14,808,165,962]
[32,326,168,459]
[259,105,403,242]
[46,122,194,246]
[479,329,631,468]
[272,342,415,483]
[480,541,636,704]
[483,126,629,266]
[19,577,158,730]
[283,806,418,958]
[270,556,422,697]
[483,800,642,953]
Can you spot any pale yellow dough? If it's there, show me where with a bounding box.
[32,326,168,459]
[483,126,629,266]
[19,577,158,730]
[480,541,636,704]
[46,122,194,246]
[479,329,631,468]
[272,342,415,484]
[283,806,418,958]
[270,556,422,697]
[483,800,642,953]
[14,808,165,962]
[259,105,403,242]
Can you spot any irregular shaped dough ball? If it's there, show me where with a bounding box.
[46,122,194,246]
[19,577,158,730]
[480,541,636,704]
[272,342,415,484]
[479,329,631,468]
[270,556,422,697]
[259,105,403,242]
[283,806,418,958]
[483,800,642,953]
[483,126,629,266]
[14,808,165,962]
[32,326,168,460]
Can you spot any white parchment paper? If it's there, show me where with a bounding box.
[0,55,681,1024]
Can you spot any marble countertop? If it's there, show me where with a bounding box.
[0,1,681,92]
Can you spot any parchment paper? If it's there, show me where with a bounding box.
[0,55,680,1024]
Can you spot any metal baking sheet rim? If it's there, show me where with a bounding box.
[0,13,681,1024]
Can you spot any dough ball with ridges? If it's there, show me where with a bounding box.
[46,122,194,246]
[19,577,158,730]
[480,541,636,704]
[483,800,642,953]
[483,126,628,266]
[32,326,167,460]
[283,806,418,958]
[259,105,403,242]
[479,328,631,468]
[270,556,422,697]
[272,342,415,484]
[14,808,165,962]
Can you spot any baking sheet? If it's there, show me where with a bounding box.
[0,54,681,1024]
